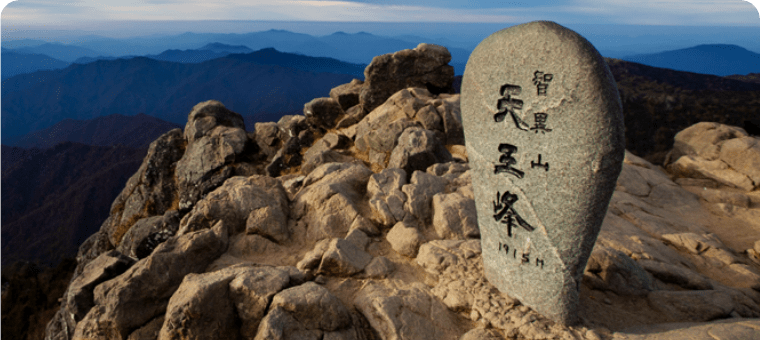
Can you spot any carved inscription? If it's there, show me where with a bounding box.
[489,70,556,270]
[533,70,553,96]
[498,241,546,269]
[493,191,534,235]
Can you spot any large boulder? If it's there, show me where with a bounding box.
[388,127,452,177]
[116,210,180,259]
[178,175,289,236]
[254,282,358,340]
[667,122,759,191]
[360,43,454,113]
[176,100,249,211]
[330,78,364,111]
[352,88,463,171]
[292,162,375,240]
[72,222,229,340]
[101,128,185,249]
[304,97,345,130]
[367,168,408,227]
[65,251,136,322]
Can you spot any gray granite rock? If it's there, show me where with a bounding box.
[460,21,625,324]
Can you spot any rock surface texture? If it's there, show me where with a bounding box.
[45,39,759,340]
[461,21,625,324]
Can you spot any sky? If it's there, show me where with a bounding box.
[1,0,759,27]
[0,0,759,55]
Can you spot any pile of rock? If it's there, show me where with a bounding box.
[45,41,760,340]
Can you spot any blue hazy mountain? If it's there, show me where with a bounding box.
[224,47,365,77]
[622,44,760,76]
[1,39,49,49]
[25,30,471,74]
[1,48,360,144]
[71,43,255,64]
[8,43,104,62]
[1,49,70,80]
[198,42,253,54]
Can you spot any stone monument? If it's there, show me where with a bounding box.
[460,21,625,324]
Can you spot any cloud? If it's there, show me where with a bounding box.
[1,0,758,26]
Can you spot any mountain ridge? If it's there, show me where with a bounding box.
[622,43,760,76]
[1,48,361,143]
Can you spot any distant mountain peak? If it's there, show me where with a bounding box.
[622,43,760,76]
[198,42,253,53]
[691,43,749,50]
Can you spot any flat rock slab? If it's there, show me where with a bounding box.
[612,319,760,340]
[461,21,625,324]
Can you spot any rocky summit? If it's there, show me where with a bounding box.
[44,43,760,340]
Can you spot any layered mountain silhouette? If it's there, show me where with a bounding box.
[7,43,102,62]
[3,30,472,74]
[1,48,361,144]
[1,49,70,80]
[623,44,760,76]
[72,43,256,64]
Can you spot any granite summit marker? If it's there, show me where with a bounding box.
[460,21,625,324]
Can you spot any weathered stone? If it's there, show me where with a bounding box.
[637,259,713,290]
[415,104,443,132]
[402,171,447,222]
[184,99,246,144]
[229,266,292,339]
[354,282,461,340]
[364,256,396,279]
[386,221,425,257]
[253,282,360,340]
[66,250,136,321]
[117,210,180,259]
[583,246,654,296]
[292,162,374,240]
[297,239,331,271]
[367,168,408,226]
[388,127,452,176]
[127,316,163,340]
[646,290,735,322]
[254,122,282,158]
[330,79,364,111]
[415,240,464,276]
[74,221,229,339]
[669,155,755,191]
[179,175,289,236]
[103,128,185,247]
[432,192,479,240]
[176,125,248,210]
[612,319,760,340]
[158,267,242,340]
[227,234,284,259]
[360,43,454,113]
[304,97,345,130]
[461,21,625,324]
[719,136,760,187]
[355,89,425,146]
[74,231,115,278]
[302,137,359,175]
[436,98,465,145]
[669,122,748,162]
[318,238,373,276]
[246,205,289,243]
[460,328,504,340]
